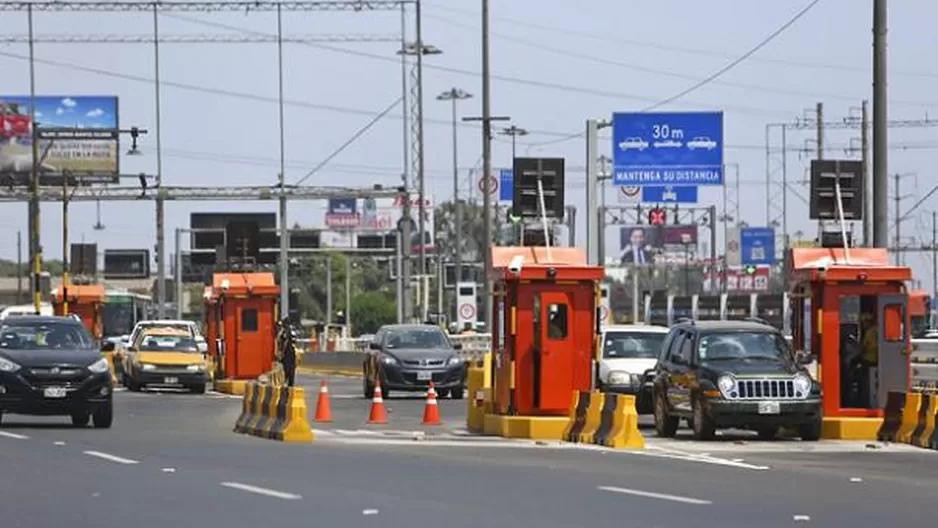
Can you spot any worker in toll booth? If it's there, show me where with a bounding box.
[839,323,863,407]
[857,300,879,407]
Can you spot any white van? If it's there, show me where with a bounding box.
[0,302,54,320]
[597,324,669,414]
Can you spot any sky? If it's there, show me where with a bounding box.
[0,0,936,290]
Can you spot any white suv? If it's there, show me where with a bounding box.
[597,324,669,414]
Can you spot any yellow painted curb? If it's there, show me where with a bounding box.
[822,417,883,440]
[215,379,248,396]
[297,366,362,377]
[482,414,568,440]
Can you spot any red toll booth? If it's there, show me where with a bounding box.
[50,283,106,340]
[490,247,604,418]
[203,272,279,380]
[787,248,912,438]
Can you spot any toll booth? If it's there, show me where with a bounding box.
[50,283,105,340]
[490,247,604,417]
[787,248,912,436]
[203,272,279,380]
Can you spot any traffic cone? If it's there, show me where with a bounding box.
[422,382,442,426]
[366,382,388,424]
[314,380,332,422]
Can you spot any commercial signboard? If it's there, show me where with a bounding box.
[617,225,699,265]
[612,111,724,186]
[325,198,360,229]
[0,95,119,184]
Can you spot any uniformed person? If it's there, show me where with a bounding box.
[280,317,297,387]
[857,306,879,407]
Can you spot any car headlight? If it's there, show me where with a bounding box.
[608,371,630,385]
[717,375,736,397]
[447,356,463,366]
[140,363,156,371]
[186,364,205,372]
[380,355,397,365]
[87,358,109,374]
[793,373,811,396]
[0,356,21,373]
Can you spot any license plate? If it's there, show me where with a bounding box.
[758,401,780,415]
[416,371,432,381]
[43,387,67,398]
[163,377,179,384]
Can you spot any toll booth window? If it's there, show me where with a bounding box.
[547,303,568,340]
[883,304,904,342]
[241,308,258,333]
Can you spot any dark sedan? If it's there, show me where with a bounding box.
[0,316,113,428]
[363,324,467,399]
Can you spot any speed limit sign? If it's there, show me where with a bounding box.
[459,303,476,320]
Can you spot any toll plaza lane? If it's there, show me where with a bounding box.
[1,374,937,528]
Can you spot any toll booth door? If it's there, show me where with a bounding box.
[233,299,270,378]
[877,294,910,407]
[535,291,574,411]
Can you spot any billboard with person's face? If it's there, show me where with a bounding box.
[617,225,699,265]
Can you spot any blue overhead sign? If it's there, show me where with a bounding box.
[499,169,513,202]
[641,185,698,204]
[612,111,724,186]
[740,227,776,266]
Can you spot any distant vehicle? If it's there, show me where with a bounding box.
[618,137,649,151]
[115,319,206,381]
[596,324,668,414]
[121,327,210,394]
[686,136,718,150]
[652,319,821,441]
[101,291,153,340]
[363,324,467,399]
[0,315,113,428]
[0,303,54,320]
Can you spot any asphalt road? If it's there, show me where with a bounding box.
[0,372,936,528]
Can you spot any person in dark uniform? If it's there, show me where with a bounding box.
[278,317,297,387]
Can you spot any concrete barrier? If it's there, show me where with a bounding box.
[233,381,314,443]
[560,390,643,449]
[877,391,938,451]
[298,351,362,376]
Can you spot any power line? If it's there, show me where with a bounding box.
[0,1,412,12]
[0,33,401,44]
[423,2,938,79]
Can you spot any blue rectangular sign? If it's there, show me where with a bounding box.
[741,227,776,266]
[499,169,513,202]
[328,198,357,215]
[612,111,724,186]
[641,185,698,204]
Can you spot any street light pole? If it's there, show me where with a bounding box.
[437,87,472,319]
[499,125,528,160]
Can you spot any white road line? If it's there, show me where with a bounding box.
[0,431,29,440]
[597,485,712,505]
[83,450,140,465]
[220,481,302,500]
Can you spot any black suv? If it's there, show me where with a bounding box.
[651,319,821,441]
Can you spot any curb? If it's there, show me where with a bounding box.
[297,366,362,378]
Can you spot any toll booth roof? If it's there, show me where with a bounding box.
[491,246,605,281]
[210,272,280,297]
[788,247,913,282]
[50,283,106,302]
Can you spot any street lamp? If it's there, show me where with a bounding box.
[499,124,528,160]
[437,88,472,317]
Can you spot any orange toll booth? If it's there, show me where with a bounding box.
[490,247,604,417]
[50,283,105,340]
[203,272,279,380]
[787,248,912,438]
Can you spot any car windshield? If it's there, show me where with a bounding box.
[698,331,791,362]
[0,322,95,350]
[603,331,665,359]
[385,328,449,350]
[137,334,200,352]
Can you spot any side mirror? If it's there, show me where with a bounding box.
[368,342,381,350]
[197,342,208,353]
[795,350,813,365]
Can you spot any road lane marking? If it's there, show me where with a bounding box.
[220,481,302,500]
[83,450,140,465]
[0,431,29,439]
[597,485,712,505]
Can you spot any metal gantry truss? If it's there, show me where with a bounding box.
[0,1,412,12]
[0,33,400,44]
[0,185,402,203]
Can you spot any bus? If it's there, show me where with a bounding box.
[101,290,153,339]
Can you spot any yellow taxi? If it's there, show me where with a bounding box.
[121,327,211,393]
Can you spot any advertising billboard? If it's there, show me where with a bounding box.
[325,198,360,229]
[0,95,119,184]
[617,225,699,265]
[361,195,435,254]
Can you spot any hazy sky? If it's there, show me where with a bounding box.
[1,0,936,289]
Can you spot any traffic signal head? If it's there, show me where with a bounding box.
[648,207,667,226]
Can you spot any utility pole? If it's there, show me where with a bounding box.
[27,4,42,315]
[276,3,289,320]
[499,125,528,159]
[894,173,900,265]
[61,171,70,314]
[872,0,889,248]
[815,102,824,242]
[325,255,333,324]
[861,100,870,246]
[153,4,167,318]
[436,87,471,311]
[17,231,23,304]
[345,257,352,334]
[932,211,937,321]
[399,185,413,322]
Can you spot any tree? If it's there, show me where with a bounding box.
[289,253,396,328]
[433,200,490,263]
[350,290,397,335]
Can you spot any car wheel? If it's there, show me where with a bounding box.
[363,376,374,399]
[691,398,716,441]
[71,412,90,427]
[450,387,464,400]
[756,426,778,440]
[798,414,823,442]
[92,401,113,429]
[653,393,679,438]
[190,384,206,395]
[126,378,141,392]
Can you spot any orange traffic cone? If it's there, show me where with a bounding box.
[366,382,388,424]
[314,380,333,422]
[422,382,442,426]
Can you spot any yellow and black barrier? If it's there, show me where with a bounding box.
[562,390,644,449]
[233,382,314,443]
[876,391,938,450]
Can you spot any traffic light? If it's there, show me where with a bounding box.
[648,207,667,226]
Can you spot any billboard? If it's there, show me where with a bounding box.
[0,96,119,184]
[325,198,360,228]
[361,195,435,253]
[103,249,150,279]
[617,225,699,265]
[189,213,277,250]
